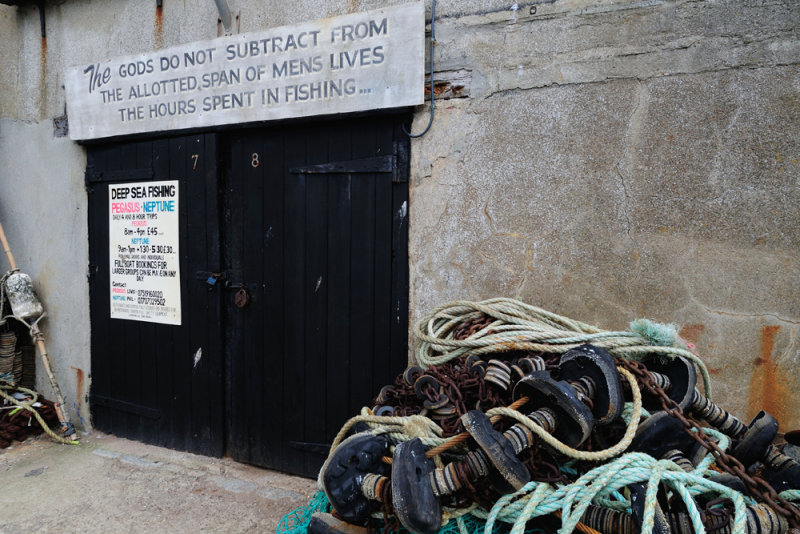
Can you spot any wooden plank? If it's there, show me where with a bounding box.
[302,125,329,477]
[369,116,398,391]
[169,136,191,451]
[325,172,352,448]
[151,137,175,450]
[226,135,248,461]
[184,134,205,452]
[303,173,328,476]
[259,131,286,468]
[115,140,139,440]
[88,156,113,432]
[135,139,157,445]
[201,133,224,456]
[282,129,308,474]
[242,133,266,465]
[372,170,393,393]
[348,170,376,416]
[185,134,220,456]
[390,121,411,378]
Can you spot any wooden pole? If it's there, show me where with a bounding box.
[0,221,17,270]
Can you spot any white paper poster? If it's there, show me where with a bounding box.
[109,180,181,325]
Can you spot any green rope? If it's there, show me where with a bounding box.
[413,298,713,399]
[780,490,800,502]
[478,452,748,534]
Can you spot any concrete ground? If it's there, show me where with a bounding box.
[0,432,318,533]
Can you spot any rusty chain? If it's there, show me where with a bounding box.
[617,358,800,528]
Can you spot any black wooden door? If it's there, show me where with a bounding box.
[224,115,409,477]
[87,134,224,456]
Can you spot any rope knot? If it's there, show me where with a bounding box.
[629,318,681,347]
[401,414,443,439]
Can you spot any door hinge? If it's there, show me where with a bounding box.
[85,167,154,184]
[290,155,394,175]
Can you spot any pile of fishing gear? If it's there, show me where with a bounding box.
[279,299,800,534]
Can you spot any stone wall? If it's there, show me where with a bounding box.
[409,0,800,427]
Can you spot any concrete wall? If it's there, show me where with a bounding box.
[409,0,800,428]
[1,0,798,431]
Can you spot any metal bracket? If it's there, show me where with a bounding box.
[290,155,395,175]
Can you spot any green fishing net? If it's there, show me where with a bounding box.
[276,491,550,534]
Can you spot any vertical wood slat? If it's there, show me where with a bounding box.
[373,120,397,393]
[348,123,376,416]
[260,133,286,468]
[226,136,247,460]
[303,172,328,476]
[135,141,156,446]
[302,127,329,476]
[151,137,174,449]
[87,148,112,432]
[391,122,411,381]
[325,172,351,450]
[168,137,191,451]
[243,134,266,464]
[282,129,308,474]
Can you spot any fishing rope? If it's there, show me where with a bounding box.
[478,453,749,534]
[485,367,640,462]
[0,379,77,445]
[414,299,713,399]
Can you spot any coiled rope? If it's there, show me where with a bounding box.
[414,298,713,399]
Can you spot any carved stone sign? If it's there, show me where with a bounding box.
[65,2,424,140]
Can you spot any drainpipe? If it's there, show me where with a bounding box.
[214,0,232,35]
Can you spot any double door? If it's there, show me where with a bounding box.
[87,114,409,477]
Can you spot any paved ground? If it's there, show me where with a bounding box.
[0,432,317,533]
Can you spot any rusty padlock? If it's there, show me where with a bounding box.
[234,287,250,308]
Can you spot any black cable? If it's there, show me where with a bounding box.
[403,0,436,138]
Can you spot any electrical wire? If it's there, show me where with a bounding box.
[404,0,436,138]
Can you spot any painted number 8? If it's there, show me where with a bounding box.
[251,153,260,168]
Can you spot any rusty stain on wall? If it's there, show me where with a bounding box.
[679,323,705,345]
[154,4,164,50]
[39,36,47,117]
[71,366,84,403]
[747,325,790,424]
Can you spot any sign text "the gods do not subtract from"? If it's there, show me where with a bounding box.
[65,2,424,140]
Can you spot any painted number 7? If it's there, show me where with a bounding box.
[191,154,199,170]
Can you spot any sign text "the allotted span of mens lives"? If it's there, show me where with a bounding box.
[65,2,424,140]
